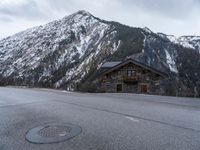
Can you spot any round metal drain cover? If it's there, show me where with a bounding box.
[26,123,82,144]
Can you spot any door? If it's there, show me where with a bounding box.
[139,84,148,93]
[116,84,122,92]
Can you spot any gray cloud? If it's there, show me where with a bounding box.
[47,0,74,10]
[0,0,48,21]
[0,16,13,23]
[118,0,200,19]
[0,0,200,38]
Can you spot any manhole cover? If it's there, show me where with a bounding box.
[26,123,82,144]
[38,125,71,137]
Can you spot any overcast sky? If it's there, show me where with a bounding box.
[0,0,200,39]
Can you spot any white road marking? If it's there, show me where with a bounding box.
[61,90,67,93]
[125,116,139,122]
[61,90,73,93]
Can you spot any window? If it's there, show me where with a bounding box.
[127,70,135,77]
[146,76,150,80]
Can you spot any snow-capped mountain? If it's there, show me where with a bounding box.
[0,10,199,96]
[166,35,200,53]
[0,11,120,89]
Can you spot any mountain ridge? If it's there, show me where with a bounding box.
[0,10,200,97]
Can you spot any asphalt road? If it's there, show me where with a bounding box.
[0,87,200,150]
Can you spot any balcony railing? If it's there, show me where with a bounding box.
[123,75,139,83]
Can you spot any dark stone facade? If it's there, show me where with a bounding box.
[98,59,167,94]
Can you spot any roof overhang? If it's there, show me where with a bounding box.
[100,59,168,78]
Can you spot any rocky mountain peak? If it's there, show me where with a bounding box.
[62,10,94,22]
[75,10,92,16]
[142,27,153,34]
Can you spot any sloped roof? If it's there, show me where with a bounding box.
[101,61,122,68]
[101,58,168,78]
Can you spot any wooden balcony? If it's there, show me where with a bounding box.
[123,75,139,83]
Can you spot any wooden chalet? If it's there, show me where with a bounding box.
[98,58,168,94]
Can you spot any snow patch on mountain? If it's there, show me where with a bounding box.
[143,27,153,34]
[167,35,200,53]
[164,49,178,73]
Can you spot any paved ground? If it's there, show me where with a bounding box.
[0,87,200,150]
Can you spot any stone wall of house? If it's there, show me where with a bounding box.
[99,62,165,94]
[122,83,138,93]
